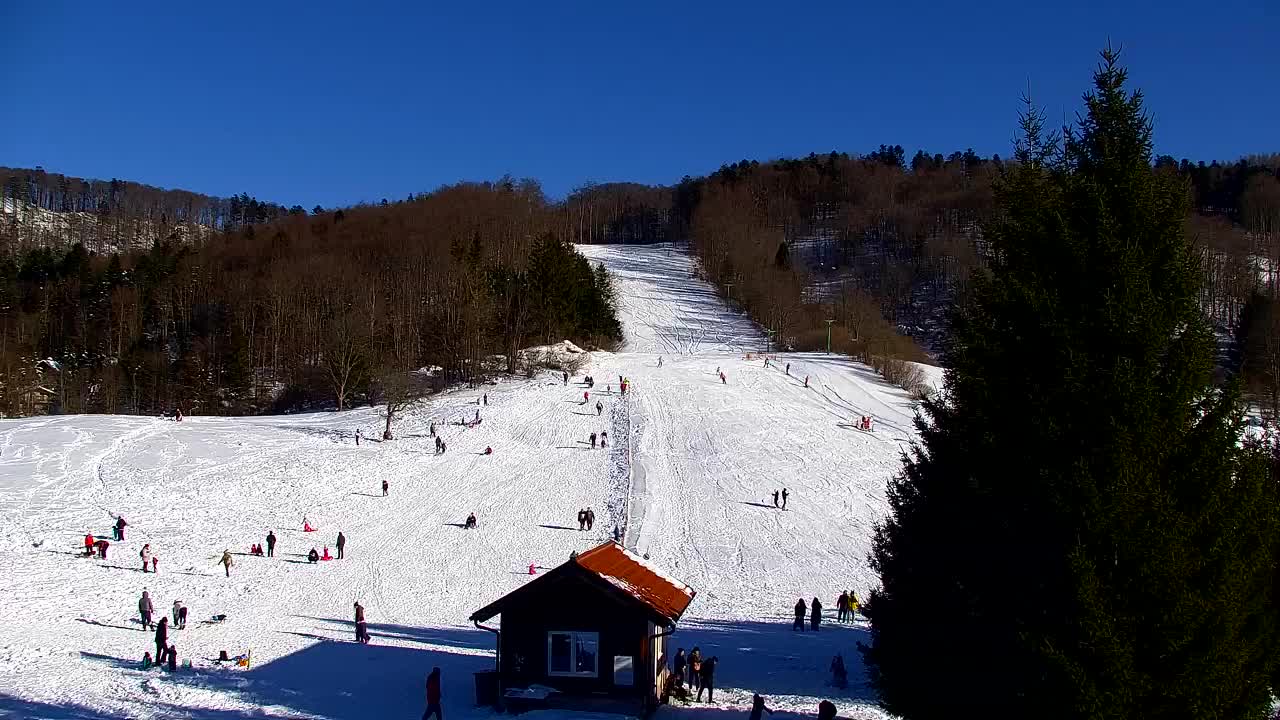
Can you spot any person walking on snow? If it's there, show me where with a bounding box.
[155,616,169,664]
[354,601,370,644]
[720,372,727,384]
[577,509,586,531]
[336,532,346,559]
[590,432,597,449]
[583,390,590,404]
[696,656,718,702]
[266,531,276,557]
[772,490,780,508]
[382,479,389,496]
[219,550,233,577]
[586,508,595,530]
[688,647,702,689]
[810,597,823,631]
[596,400,602,416]
[483,393,488,406]
[837,591,849,622]
[114,516,128,541]
[84,532,96,557]
[140,544,152,573]
[355,429,362,446]
[139,590,154,630]
[793,598,806,631]
[423,666,443,720]
[781,488,788,510]
[658,356,663,367]
[749,693,773,720]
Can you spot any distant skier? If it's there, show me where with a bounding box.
[772,490,779,508]
[435,436,443,454]
[155,616,169,664]
[781,488,788,510]
[266,531,276,557]
[793,598,806,631]
[114,516,128,541]
[590,432,597,449]
[140,544,152,573]
[596,401,603,416]
[354,601,370,644]
[139,590,154,630]
[423,666,443,720]
[382,479,389,496]
[219,550,233,577]
[336,532,346,559]
[810,597,823,631]
[355,429,362,446]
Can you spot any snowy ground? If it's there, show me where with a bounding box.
[0,243,925,719]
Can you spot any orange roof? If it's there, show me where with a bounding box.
[575,542,695,623]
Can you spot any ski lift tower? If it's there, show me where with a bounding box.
[765,328,776,354]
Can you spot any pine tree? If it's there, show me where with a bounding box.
[862,47,1280,720]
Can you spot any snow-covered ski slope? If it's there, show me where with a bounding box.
[0,243,926,719]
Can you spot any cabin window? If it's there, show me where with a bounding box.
[547,631,599,677]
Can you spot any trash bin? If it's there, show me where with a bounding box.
[474,670,500,706]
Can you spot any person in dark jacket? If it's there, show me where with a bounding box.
[749,693,772,720]
[577,509,586,531]
[382,479,389,496]
[354,601,370,644]
[308,548,319,563]
[781,488,788,509]
[422,666,442,720]
[695,656,718,702]
[266,531,276,558]
[837,591,849,622]
[687,647,702,689]
[772,490,779,508]
[818,700,838,720]
[793,598,806,631]
[672,648,686,687]
[810,597,823,631]
[139,590,154,630]
[336,532,346,559]
[114,516,128,541]
[585,508,595,531]
[166,643,178,672]
[154,617,169,664]
[830,654,848,688]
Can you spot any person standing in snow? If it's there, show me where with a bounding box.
[781,488,788,510]
[658,356,663,367]
[423,666,443,720]
[583,390,590,404]
[355,429,362,446]
[563,370,568,385]
[84,532,96,557]
[577,509,586,531]
[140,544,152,573]
[720,372,726,384]
[672,648,686,688]
[810,597,823,631]
[596,400,603,416]
[219,550,233,577]
[440,440,447,455]
[696,656,718,702]
[139,590,154,630]
[114,516,128,541]
[590,432,597,449]
[154,616,169,664]
[151,554,158,573]
[586,508,595,531]
[772,490,780,508]
[382,479,389,496]
[336,532,346,559]
[749,693,773,720]
[266,531,276,558]
[837,591,849,622]
[687,647,702,689]
[354,601,370,644]
[793,598,807,631]
[786,362,790,375]
[475,409,480,423]
[483,393,488,406]
[172,600,182,627]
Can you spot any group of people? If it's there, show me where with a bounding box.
[589,431,608,448]
[793,590,863,632]
[576,507,596,531]
[856,416,874,431]
[138,589,185,671]
[671,647,719,702]
[794,597,824,631]
[770,488,790,510]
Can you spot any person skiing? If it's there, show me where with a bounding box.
[672,648,687,688]
[837,591,849,622]
[308,548,319,563]
[590,432,597,449]
[84,532,96,557]
[266,531,276,558]
[772,490,780,508]
[140,544,152,573]
[423,666,443,720]
[810,597,823,631]
[354,601,370,644]
[355,428,362,446]
[139,590,154,630]
[781,488,788,510]
[219,550,233,577]
[382,479,389,496]
[696,656,718,702]
[749,693,773,720]
[793,598,806,631]
[465,513,477,529]
[336,532,346,559]
[114,516,128,541]
[577,509,586,531]
[596,401,602,416]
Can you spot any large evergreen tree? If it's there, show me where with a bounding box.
[862,48,1280,719]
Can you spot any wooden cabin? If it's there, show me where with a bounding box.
[470,541,696,715]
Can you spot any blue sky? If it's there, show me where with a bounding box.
[1,1,1275,209]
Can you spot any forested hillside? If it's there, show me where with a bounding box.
[0,179,620,417]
